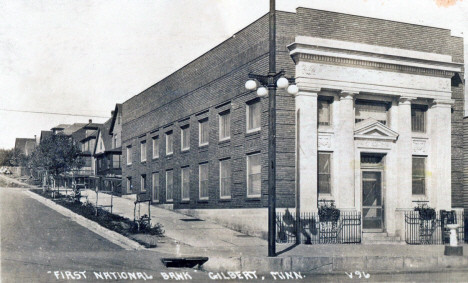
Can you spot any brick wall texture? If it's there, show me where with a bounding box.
[122,8,465,210]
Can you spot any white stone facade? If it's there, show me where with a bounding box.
[289,36,463,237]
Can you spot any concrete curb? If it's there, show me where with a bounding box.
[203,255,468,274]
[24,190,145,251]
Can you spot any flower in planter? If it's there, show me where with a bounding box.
[414,202,436,220]
[318,200,340,222]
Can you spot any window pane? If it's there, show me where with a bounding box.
[220,112,231,139]
[412,157,425,195]
[166,132,173,154]
[355,100,389,125]
[141,175,146,191]
[140,142,146,162]
[318,153,331,194]
[166,170,173,201]
[199,120,209,145]
[411,105,427,133]
[199,164,209,198]
[153,137,159,158]
[152,173,159,201]
[248,154,261,196]
[127,146,132,164]
[318,100,330,125]
[182,167,190,200]
[220,159,231,198]
[248,102,261,130]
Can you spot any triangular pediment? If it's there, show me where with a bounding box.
[354,118,399,141]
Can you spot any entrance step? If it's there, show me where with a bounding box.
[362,232,404,244]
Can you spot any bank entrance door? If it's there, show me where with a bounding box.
[362,171,384,231]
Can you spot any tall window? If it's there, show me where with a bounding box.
[412,105,427,133]
[247,154,261,196]
[126,146,132,165]
[220,159,231,198]
[412,157,426,195]
[112,154,121,169]
[181,126,190,151]
[355,100,389,125]
[199,119,209,146]
[199,163,209,199]
[219,110,231,140]
[140,141,146,162]
[247,100,261,132]
[318,98,331,126]
[141,174,146,192]
[152,136,159,159]
[152,173,159,202]
[166,170,173,201]
[127,177,132,192]
[181,167,190,200]
[166,131,173,155]
[318,153,331,194]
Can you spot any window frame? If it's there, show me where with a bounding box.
[246,100,261,133]
[181,126,190,151]
[166,170,173,202]
[140,141,146,162]
[127,177,132,192]
[318,97,333,126]
[246,153,261,197]
[141,174,147,192]
[152,136,159,159]
[412,156,426,195]
[199,163,209,200]
[219,110,231,141]
[219,159,231,199]
[318,152,332,195]
[152,172,159,202]
[126,145,132,165]
[355,99,390,125]
[199,119,209,146]
[166,131,173,155]
[411,104,428,133]
[181,167,190,201]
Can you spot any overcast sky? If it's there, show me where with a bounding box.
[1,0,467,149]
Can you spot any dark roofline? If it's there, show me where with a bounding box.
[109,104,122,135]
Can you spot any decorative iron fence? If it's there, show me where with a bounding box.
[405,210,465,245]
[276,210,361,244]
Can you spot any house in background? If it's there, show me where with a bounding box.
[14,138,36,157]
[120,8,464,241]
[77,120,101,188]
[93,115,122,194]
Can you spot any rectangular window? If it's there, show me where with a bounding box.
[152,136,159,159]
[318,153,331,194]
[141,174,146,192]
[411,105,427,133]
[355,100,389,125]
[166,170,173,202]
[318,98,333,126]
[199,163,209,199]
[112,154,121,169]
[126,146,132,165]
[181,167,190,200]
[220,159,231,198]
[181,126,190,151]
[152,172,159,202]
[219,111,231,140]
[127,177,132,192]
[247,154,261,196]
[140,141,146,162]
[166,131,173,155]
[412,157,426,195]
[199,119,209,146]
[247,101,261,132]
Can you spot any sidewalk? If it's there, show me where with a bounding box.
[85,189,468,273]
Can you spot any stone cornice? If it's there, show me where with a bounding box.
[292,53,456,78]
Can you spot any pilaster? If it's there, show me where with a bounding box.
[296,88,319,212]
[429,99,454,210]
[335,90,357,209]
[397,97,413,210]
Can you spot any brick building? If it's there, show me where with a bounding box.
[121,8,464,238]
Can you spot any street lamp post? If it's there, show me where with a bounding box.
[245,0,299,257]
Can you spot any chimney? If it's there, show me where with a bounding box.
[34,135,37,145]
[89,119,92,124]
